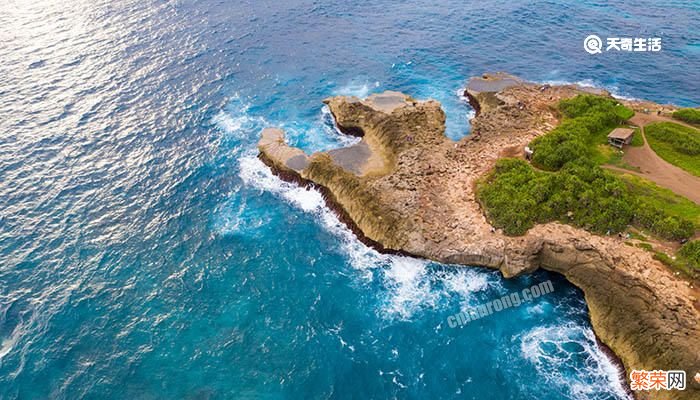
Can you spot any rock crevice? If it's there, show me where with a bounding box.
[258,74,700,398]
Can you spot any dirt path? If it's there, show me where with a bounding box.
[629,112,698,130]
[609,113,700,204]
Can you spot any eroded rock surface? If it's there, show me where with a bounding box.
[258,73,700,398]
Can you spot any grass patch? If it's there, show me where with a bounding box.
[679,240,700,272]
[600,144,640,171]
[529,95,633,171]
[645,122,700,177]
[653,249,699,279]
[478,95,696,241]
[591,126,642,171]
[628,231,648,241]
[619,173,700,226]
[673,108,700,126]
[630,127,644,147]
[636,242,653,251]
[478,158,633,235]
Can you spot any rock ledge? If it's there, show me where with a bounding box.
[258,73,700,398]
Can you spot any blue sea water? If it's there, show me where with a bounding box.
[1,0,699,399]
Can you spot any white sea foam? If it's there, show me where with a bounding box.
[320,105,362,147]
[235,153,494,319]
[334,80,380,99]
[0,335,17,360]
[211,93,271,143]
[381,257,436,319]
[434,267,493,312]
[466,108,476,121]
[525,302,547,315]
[238,154,325,213]
[212,111,245,134]
[212,109,267,140]
[456,87,476,120]
[520,323,631,399]
[542,79,639,101]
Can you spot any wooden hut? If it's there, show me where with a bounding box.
[607,128,635,149]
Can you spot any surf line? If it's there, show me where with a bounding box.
[447,280,554,328]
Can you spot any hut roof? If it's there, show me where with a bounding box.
[608,128,635,140]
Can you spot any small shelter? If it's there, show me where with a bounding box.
[607,128,635,149]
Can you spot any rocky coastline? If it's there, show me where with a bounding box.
[258,73,700,399]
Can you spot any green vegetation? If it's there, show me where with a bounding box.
[672,108,700,125]
[650,240,700,278]
[645,122,700,177]
[630,127,644,147]
[679,240,700,271]
[628,231,648,241]
[635,242,653,251]
[599,144,640,172]
[478,158,633,235]
[529,95,634,170]
[633,200,695,240]
[591,127,641,170]
[619,174,700,227]
[478,95,697,241]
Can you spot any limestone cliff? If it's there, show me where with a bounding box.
[258,74,700,398]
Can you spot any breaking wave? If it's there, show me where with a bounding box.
[542,79,639,101]
[234,153,494,319]
[520,323,631,400]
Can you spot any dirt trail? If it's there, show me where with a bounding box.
[609,113,700,204]
[260,78,700,396]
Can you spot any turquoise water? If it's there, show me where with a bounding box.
[1,0,698,399]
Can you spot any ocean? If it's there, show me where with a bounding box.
[1,0,698,399]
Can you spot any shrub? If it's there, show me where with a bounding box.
[652,216,694,240]
[632,199,695,240]
[645,122,700,156]
[559,95,633,122]
[478,159,539,235]
[530,129,589,171]
[673,108,700,125]
[679,240,700,265]
[530,95,634,171]
[477,95,699,241]
[478,158,635,236]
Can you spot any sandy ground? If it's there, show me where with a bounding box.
[608,113,700,205]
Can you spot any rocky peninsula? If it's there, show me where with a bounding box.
[258,73,700,399]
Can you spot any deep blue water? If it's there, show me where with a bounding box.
[1,1,698,399]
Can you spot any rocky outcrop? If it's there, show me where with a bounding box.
[533,224,700,400]
[258,74,700,398]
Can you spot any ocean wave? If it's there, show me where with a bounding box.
[434,266,493,311]
[235,154,493,319]
[319,105,362,147]
[212,95,268,141]
[456,88,477,122]
[235,152,382,273]
[542,79,639,101]
[237,153,325,213]
[520,323,631,400]
[333,80,381,99]
[0,332,18,361]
